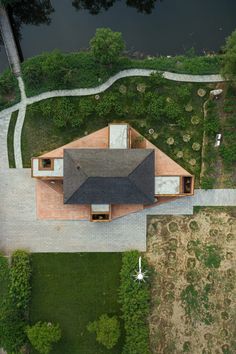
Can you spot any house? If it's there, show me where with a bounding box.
[31,123,194,221]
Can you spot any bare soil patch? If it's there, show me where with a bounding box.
[147,207,236,354]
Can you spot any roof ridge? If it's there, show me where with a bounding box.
[64,150,89,202]
[128,150,155,203]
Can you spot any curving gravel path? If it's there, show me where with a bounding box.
[0,69,225,168]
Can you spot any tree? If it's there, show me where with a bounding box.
[221,29,236,81]
[87,314,120,349]
[26,322,61,354]
[90,28,125,65]
[72,0,115,15]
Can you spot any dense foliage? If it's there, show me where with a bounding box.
[90,27,125,65]
[0,250,31,353]
[119,251,151,354]
[221,28,236,81]
[87,314,120,349]
[26,321,61,354]
[0,69,20,110]
[20,50,221,97]
[9,250,31,310]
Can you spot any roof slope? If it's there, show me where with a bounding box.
[63,149,155,204]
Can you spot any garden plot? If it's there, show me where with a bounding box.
[146,207,236,354]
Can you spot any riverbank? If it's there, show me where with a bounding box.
[0,51,222,110]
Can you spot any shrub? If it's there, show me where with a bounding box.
[201,176,214,189]
[9,250,31,310]
[87,314,120,349]
[119,251,151,354]
[26,322,61,354]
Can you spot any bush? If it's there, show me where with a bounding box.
[201,176,214,190]
[9,250,31,310]
[87,314,120,349]
[26,322,61,354]
[119,251,151,354]
[0,250,31,353]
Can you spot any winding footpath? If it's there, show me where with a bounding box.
[0,69,224,168]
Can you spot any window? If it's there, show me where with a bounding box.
[39,158,54,170]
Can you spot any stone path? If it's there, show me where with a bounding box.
[0,168,235,253]
[0,113,11,169]
[192,189,236,206]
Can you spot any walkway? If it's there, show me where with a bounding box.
[0,5,21,75]
[0,112,11,169]
[0,168,235,253]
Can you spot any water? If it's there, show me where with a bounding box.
[1,0,236,73]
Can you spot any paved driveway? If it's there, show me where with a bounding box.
[0,169,194,254]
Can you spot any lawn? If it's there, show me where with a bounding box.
[146,207,236,354]
[21,75,213,186]
[29,253,123,354]
[21,109,82,167]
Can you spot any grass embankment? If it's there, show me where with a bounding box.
[202,84,236,188]
[147,207,236,354]
[20,50,222,96]
[7,110,18,167]
[0,50,221,109]
[30,253,123,354]
[22,75,208,186]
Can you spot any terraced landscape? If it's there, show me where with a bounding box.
[147,207,236,354]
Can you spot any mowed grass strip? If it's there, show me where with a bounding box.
[7,110,18,168]
[30,253,123,354]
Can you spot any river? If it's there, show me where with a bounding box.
[1,0,236,73]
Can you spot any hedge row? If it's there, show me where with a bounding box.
[119,251,151,354]
[0,250,31,353]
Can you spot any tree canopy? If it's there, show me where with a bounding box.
[90,27,125,65]
[26,322,61,354]
[221,29,236,80]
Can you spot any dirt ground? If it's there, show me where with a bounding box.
[146,207,236,354]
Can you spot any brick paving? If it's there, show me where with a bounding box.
[0,168,235,253]
[0,169,193,254]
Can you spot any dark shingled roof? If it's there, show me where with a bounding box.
[63,149,155,204]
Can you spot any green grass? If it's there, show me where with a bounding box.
[29,253,123,354]
[7,110,18,168]
[21,106,83,167]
